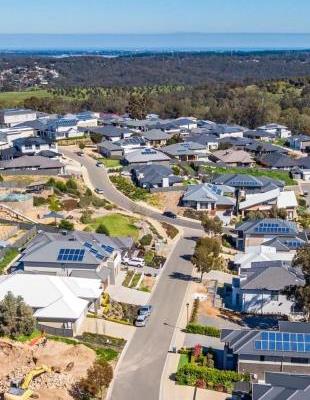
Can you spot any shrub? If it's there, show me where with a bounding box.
[176,364,248,388]
[161,222,178,239]
[190,299,199,323]
[110,175,148,201]
[33,196,47,207]
[80,210,93,224]
[140,234,153,246]
[58,219,74,231]
[96,224,109,235]
[185,323,220,338]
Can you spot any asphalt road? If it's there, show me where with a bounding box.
[110,232,200,400]
[61,147,203,231]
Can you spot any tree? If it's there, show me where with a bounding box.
[96,224,109,235]
[191,237,225,281]
[78,142,86,150]
[270,205,287,220]
[75,361,113,400]
[127,93,149,119]
[48,195,61,212]
[201,215,223,236]
[59,219,74,231]
[0,292,36,338]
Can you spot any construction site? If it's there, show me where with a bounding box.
[0,337,97,400]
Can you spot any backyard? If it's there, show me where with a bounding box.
[98,158,121,169]
[88,213,139,240]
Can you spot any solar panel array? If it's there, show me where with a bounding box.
[254,222,290,234]
[102,244,114,254]
[230,180,259,187]
[254,331,310,353]
[142,148,157,155]
[57,248,85,262]
[284,240,302,248]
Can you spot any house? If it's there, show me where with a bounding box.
[244,129,275,142]
[210,149,255,167]
[132,164,183,189]
[123,148,170,166]
[0,108,37,127]
[288,135,310,153]
[142,129,170,147]
[233,245,295,272]
[13,137,58,156]
[161,141,207,161]
[252,372,310,400]
[210,124,245,139]
[19,230,134,286]
[244,141,287,157]
[174,117,198,131]
[221,321,310,379]
[211,174,285,194]
[75,111,99,127]
[44,117,82,141]
[0,126,36,145]
[185,133,219,151]
[257,123,292,138]
[219,136,254,150]
[231,260,305,316]
[182,183,235,213]
[239,189,298,220]
[0,155,64,175]
[97,140,123,159]
[235,218,302,251]
[0,273,102,336]
[116,136,147,154]
[257,152,295,170]
[88,126,133,142]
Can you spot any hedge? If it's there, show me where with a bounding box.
[176,363,249,386]
[185,323,220,338]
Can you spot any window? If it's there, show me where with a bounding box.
[271,292,279,301]
[259,355,265,362]
[291,358,308,364]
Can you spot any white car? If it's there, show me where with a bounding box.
[122,257,145,268]
[135,314,149,327]
[95,188,105,195]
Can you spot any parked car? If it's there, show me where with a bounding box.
[122,256,145,268]
[96,162,102,167]
[95,188,105,194]
[77,151,84,156]
[163,211,177,219]
[138,305,153,316]
[135,314,149,327]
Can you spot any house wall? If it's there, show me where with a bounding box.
[242,292,294,316]
[1,112,37,127]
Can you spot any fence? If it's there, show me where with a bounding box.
[149,185,186,193]
[37,323,74,337]
[0,169,62,176]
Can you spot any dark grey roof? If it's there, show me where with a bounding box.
[219,136,253,147]
[239,262,304,291]
[117,136,146,146]
[13,136,52,146]
[295,157,310,169]
[0,147,21,161]
[0,155,63,170]
[257,152,295,168]
[183,183,235,206]
[37,150,60,158]
[253,372,310,400]
[133,164,183,186]
[143,129,170,141]
[90,126,133,137]
[263,234,308,251]
[70,269,110,281]
[14,119,47,130]
[246,141,287,154]
[161,141,206,156]
[98,140,121,151]
[235,219,298,236]
[0,108,36,116]
[212,173,284,190]
[185,134,219,146]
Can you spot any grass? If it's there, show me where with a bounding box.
[16,329,41,343]
[0,248,19,274]
[201,165,296,186]
[178,353,190,371]
[47,335,79,345]
[98,158,121,168]
[129,272,142,288]
[95,347,119,362]
[0,89,51,106]
[89,213,139,240]
[122,270,134,287]
[144,250,155,265]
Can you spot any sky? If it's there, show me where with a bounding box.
[0,0,310,34]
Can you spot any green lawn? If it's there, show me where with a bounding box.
[177,353,190,371]
[89,213,139,240]
[98,158,121,168]
[202,165,296,185]
[15,329,41,343]
[0,89,72,107]
[0,248,19,274]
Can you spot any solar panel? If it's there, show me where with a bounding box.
[254,332,310,353]
[57,248,85,262]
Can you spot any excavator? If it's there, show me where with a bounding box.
[4,365,51,400]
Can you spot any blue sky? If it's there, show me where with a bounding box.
[0,0,309,34]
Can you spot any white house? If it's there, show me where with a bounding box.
[0,126,36,145]
[0,273,102,336]
[257,123,292,139]
[0,108,37,127]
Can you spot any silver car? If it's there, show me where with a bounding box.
[135,314,149,327]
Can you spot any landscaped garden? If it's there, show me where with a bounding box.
[0,248,19,274]
[110,175,149,201]
[176,344,249,393]
[97,158,122,169]
[88,213,139,240]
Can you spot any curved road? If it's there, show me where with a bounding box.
[61,147,202,400]
[61,147,203,231]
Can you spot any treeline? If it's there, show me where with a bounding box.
[16,79,310,132]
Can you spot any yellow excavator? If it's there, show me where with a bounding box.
[4,365,51,400]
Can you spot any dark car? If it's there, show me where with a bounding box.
[163,211,177,219]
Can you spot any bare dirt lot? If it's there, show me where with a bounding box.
[0,338,96,400]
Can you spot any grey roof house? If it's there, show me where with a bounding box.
[19,230,134,286]
[235,219,302,251]
[132,164,183,189]
[182,183,235,213]
[142,129,170,147]
[161,141,207,161]
[123,148,171,166]
[221,321,310,380]
[185,133,219,151]
[257,152,296,169]
[88,126,134,142]
[0,155,64,175]
[232,260,305,316]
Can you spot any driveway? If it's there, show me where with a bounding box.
[60,147,203,231]
[107,284,151,306]
[108,230,202,400]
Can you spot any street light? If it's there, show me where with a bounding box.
[186,302,190,325]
